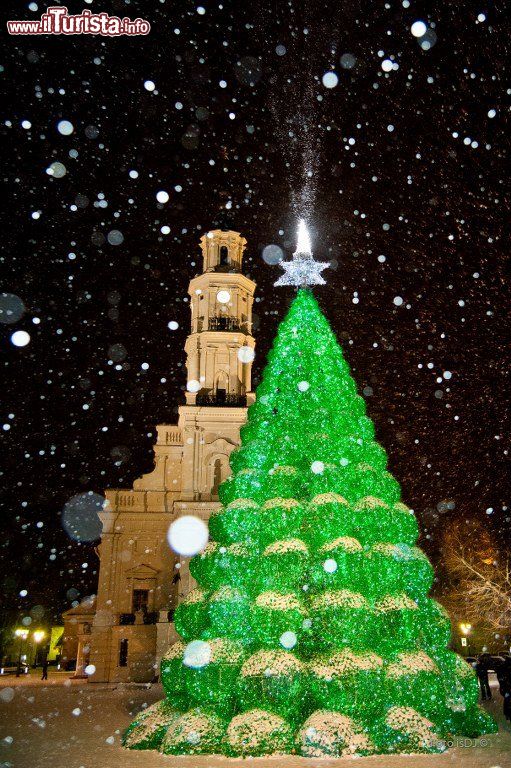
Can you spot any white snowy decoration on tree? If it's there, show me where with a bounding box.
[298,710,374,757]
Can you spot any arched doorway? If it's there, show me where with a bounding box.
[212,458,223,496]
[210,455,229,496]
[215,371,229,403]
[219,245,229,266]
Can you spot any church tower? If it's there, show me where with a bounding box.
[82,230,256,684]
[185,230,255,408]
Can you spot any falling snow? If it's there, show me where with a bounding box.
[0,3,509,762]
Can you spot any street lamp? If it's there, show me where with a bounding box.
[14,628,29,677]
[459,622,472,656]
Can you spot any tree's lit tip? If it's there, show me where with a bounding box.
[275,217,328,286]
[295,218,312,255]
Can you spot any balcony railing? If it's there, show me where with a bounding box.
[163,427,182,445]
[208,316,244,332]
[196,393,246,408]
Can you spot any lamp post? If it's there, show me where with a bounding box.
[14,628,29,677]
[459,622,472,656]
[32,630,45,667]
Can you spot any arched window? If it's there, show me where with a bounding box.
[219,245,229,266]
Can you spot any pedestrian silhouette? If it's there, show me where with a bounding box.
[497,656,511,721]
[475,652,493,701]
[41,659,49,680]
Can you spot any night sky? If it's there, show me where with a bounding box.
[1,0,509,631]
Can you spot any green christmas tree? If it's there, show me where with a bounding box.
[124,286,496,758]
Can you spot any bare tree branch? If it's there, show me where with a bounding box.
[440,521,511,633]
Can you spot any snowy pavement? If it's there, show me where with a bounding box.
[0,669,81,687]
[1,677,510,768]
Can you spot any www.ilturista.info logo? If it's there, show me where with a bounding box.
[7,6,151,36]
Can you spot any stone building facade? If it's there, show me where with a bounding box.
[84,229,256,682]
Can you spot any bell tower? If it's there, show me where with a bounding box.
[184,230,256,406]
[88,227,257,685]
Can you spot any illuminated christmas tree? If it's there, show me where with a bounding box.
[124,223,496,757]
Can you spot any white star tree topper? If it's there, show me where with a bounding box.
[274,219,329,287]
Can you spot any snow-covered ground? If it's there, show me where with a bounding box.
[1,675,509,768]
